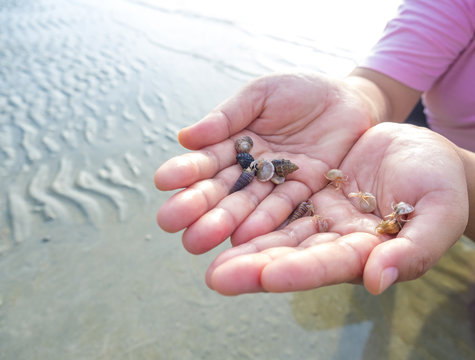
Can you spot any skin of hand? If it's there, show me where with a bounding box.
[204,122,469,295]
[154,70,472,295]
[155,73,378,254]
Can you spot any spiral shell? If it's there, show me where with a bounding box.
[392,201,414,216]
[234,136,253,153]
[254,159,275,182]
[376,218,401,235]
[229,168,255,194]
[288,201,314,223]
[236,152,255,169]
[272,159,299,177]
[348,191,377,213]
[325,169,347,190]
[325,169,344,181]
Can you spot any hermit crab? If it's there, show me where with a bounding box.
[288,201,315,224]
[271,159,299,184]
[348,191,377,213]
[313,215,330,233]
[375,218,401,235]
[376,201,415,235]
[277,200,326,231]
[230,136,299,193]
[325,169,347,190]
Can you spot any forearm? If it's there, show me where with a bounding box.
[456,146,475,240]
[345,67,422,124]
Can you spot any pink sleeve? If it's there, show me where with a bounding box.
[361,0,475,91]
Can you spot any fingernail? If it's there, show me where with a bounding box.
[378,267,398,293]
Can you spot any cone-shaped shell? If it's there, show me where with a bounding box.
[234,136,253,153]
[254,159,275,182]
[288,201,314,223]
[271,159,299,177]
[229,169,255,194]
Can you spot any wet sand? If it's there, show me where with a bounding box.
[1,0,474,359]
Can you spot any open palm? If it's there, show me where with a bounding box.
[154,73,468,295]
[204,123,468,295]
[156,73,372,250]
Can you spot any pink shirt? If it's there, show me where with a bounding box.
[361,0,475,151]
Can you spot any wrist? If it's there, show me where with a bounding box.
[343,74,389,127]
[345,67,422,124]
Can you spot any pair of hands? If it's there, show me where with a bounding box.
[155,73,468,295]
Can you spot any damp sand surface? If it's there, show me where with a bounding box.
[0,1,474,359]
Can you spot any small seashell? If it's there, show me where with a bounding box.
[376,218,401,235]
[236,152,255,169]
[234,136,253,153]
[325,169,348,190]
[288,201,315,223]
[392,201,414,216]
[254,159,275,182]
[270,175,285,185]
[272,159,299,177]
[313,215,329,232]
[348,191,377,213]
[229,168,255,194]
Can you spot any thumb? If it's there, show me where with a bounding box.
[363,237,435,295]
[364,182,468,295]
[178,79,267,150]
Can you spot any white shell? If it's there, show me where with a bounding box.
[325,169,344,181]
[348,192,377,213]
[254,160,275,182]
[270,175,285,184]
[393,201,414,216]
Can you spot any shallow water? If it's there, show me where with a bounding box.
[0,0,474,359]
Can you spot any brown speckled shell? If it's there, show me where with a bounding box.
[234,136,254,153]
[271,159,299,177]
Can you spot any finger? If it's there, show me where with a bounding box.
[208,229,377,295]
[181,177,275,254]
[207,216,327,286]
[230,157,330,245]
[156,166,238,232]
[363,191,468,295]
[260,232,381,293]
[207,249,294,295]
[178,81,267,150]
[207,230,341,290]
[230,181,312,246]
[154,140,235,191]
